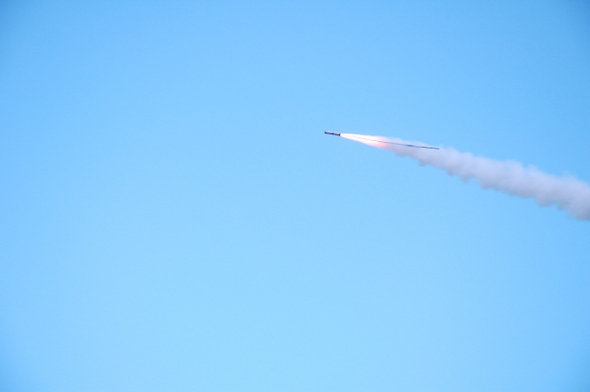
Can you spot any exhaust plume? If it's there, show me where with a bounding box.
[340,133,590,221]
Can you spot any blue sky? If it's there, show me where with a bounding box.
[1,1,589,391]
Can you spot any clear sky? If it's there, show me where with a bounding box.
[1,1,589,391]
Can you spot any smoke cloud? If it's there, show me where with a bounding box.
[341,133,590,221]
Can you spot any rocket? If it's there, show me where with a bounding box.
[325,130,440,150]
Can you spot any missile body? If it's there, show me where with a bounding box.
[325,131,440,150]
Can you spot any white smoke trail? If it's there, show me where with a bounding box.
[341,133,590,221]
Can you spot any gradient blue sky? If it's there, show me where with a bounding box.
[1,1,589,391]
